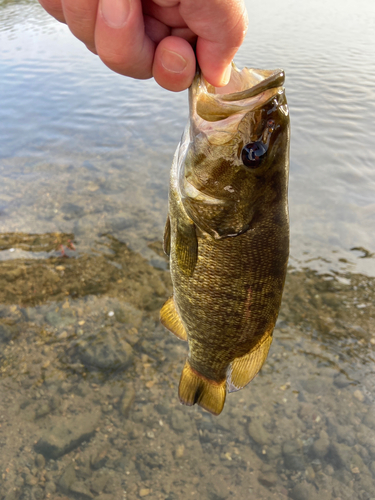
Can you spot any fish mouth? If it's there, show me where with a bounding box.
[206,64,285,101]
[189,64,285,136]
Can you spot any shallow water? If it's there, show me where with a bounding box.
[0,0,374,499]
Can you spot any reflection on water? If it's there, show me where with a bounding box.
[0,0,375,499]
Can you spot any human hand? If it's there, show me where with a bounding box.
[38,0,248,91]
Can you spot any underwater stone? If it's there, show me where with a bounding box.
[333,373,351,388]
[363,411,375,430]
[35,454,45,469]
[353,389,365,402]
[45,310,75,329]
[114,303,142,327]
[58,463,77,492]
[0,324,16,343]
[70,482,94,499]
[247,419,271,446]
[282,439,305,471]
[120,384,135,416]
[170,410,195,434]
[90,474,110,494]
[34,412,100,459]
[258,471,278,487]
[290,481,318,500]
[301,378,321,394]
[312,430,330,458]
[76,330,133,371]
[44,481,56,494]
[330,442,353,469]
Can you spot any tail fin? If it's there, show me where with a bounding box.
[178,360,226,416]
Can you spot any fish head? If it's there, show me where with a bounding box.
[180,64,290,239]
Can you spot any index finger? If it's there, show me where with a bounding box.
[180,0,248,86]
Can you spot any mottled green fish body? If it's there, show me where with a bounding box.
[161,64,290,415]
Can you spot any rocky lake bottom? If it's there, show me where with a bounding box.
[0,233,374,500]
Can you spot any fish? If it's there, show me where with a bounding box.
[161,63,290,416]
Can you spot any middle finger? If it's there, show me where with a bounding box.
[61,0,99,48]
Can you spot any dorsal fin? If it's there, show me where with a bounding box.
[227,334,273,393]
[160,296,187,341]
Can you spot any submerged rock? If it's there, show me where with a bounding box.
[363,411,375,430]
[333,373,351,388]
[170,410,194,434]
[300,378,321,394]
[73,328,133,371]
[282,439,305,470]
[34,411,100,459]
[58,463,77,492]
[114,303,142,327]
[120,384,135,416]
[70,482,94,499]
[45,310,75,329]
[330,442,353,470]
[0,324,17,343]
[247,419,271,446]
[290,481,318,500]
[258,471,278,487]
[312,430,330,458]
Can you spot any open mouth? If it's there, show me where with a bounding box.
[190,64,285,124]
[209,65,285,100]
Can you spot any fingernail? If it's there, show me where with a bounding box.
[161,49,188,74]
[221,64,232,86]
[100,0,130,28]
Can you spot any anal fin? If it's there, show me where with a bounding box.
[227,334,273,393]
[160,296,187,341]
[179,360,226,416]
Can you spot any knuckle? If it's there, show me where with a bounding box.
[230,13,248,46]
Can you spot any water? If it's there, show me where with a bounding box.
[0,1,374,499]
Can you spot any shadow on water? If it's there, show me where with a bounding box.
[0,232,374,500]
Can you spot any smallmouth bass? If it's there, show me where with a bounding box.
[161,64,290,415]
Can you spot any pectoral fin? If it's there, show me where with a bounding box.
[160,296,187,341]
[227,334,273,393]
[163,216,171,256]
[175,220,198,276]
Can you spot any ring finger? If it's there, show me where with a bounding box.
[61,0,99,48]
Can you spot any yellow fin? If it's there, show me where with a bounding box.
[179,360,226,416]
[160,296,187,341]
[175,220,198,277]
[227,334,273,393]
[163,216,171,256]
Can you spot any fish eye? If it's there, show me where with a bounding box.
[241,141,268,168]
